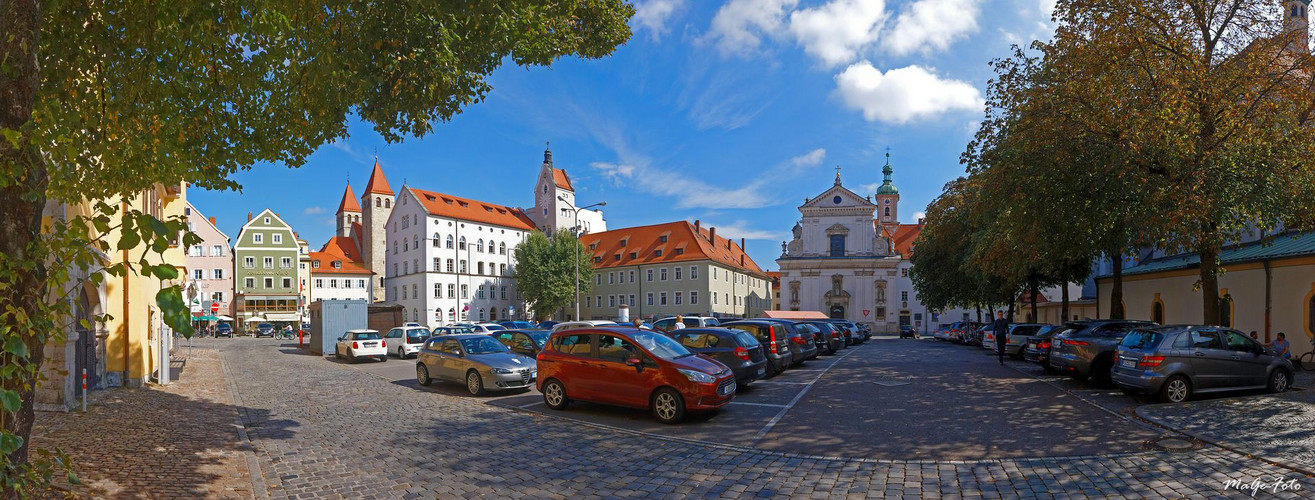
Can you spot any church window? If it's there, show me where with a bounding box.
[884,207,890,217]
[829,235,846,257]
[499,242,506,255]
[543,185,548,194]
[376,198,381,208]
[433,233,440,247]
[384,199,390,208]
[459,237,466,250]
[446,235,454,249]
[477,239,484,252]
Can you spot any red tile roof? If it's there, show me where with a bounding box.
[319,236,364,263]
[308,251,373,275]
[363,160,393,196]
[891,223,922,257]
[552,168,574,191]
[337,183,361,213]
[408,187,536,230]
[579,221,767,277]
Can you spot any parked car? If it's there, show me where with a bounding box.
[536,327,736,424]
[948,321,980,343]
[980,324,1004,350]
[550,320,620,332]
[758,319,817,364]
[214,323,233,338]
[537,320,559,330]
[498,321,537,330]
[653,316,721,332]
[798,321,845,353]
[1049,319,1157,386]
[932,323,953,341]
[334,329,387,363]
[493,329,551,358]
[255,323,275,338]
[668,328,769,386]
[416,334,537,395]
[899,324,917,339]
[1112,325,1294,403]
[1001,324,1050,358]
[403,322,425,328]
[721,320,794,375]
[793,322,836,355]
[383,326,432,359]
[825,319,863,345]
[472,323,506,333]
[432,326,475,336]
[1023,325,1070,371]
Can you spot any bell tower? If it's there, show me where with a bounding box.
[360,159,394,302]
[874,150,900,230]
[1286,0,1310,52]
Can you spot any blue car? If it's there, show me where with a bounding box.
[215,323,233,338]
[498,321,537,330]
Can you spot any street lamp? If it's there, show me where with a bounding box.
[558,195,605,321]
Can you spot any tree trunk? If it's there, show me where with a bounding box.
[1200,245,1222,326]
[1029,279,1039,323]
[1109,254,1125,319]
[0,0,47,481]
[1060,283,1070,323]
[975,304,982,323]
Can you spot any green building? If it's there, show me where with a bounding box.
[233,209,302,330]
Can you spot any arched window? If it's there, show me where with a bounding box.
[403,239,408,251]
[433,233,441,247]
[376,198,381,208]
[459,236,466,250]
[1152,300,1164,324]
[477,239,484,252]
[403,261,409,274]
[413,235,418,249]
[479,308,486,321]
[884,207,890,217]
[448,309,456,322]
[384,199,391,208]
[402,308,408,321]
[1219,294,1233,328]
[413,308,418,322]
[446,235,454,249]
[499,242,506,255]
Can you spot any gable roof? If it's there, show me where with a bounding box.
[579,221,767,277]
[552,168,574,191]
[318,236,364,263]
[407,187,536,230]
[337,183,361,213]
[876,222,922,258]
[363,160,393,196]
[308,250,373,276]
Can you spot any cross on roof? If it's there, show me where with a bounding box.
[835,165,841,176]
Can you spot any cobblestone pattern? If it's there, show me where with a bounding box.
[29,342,253,498]
[1138,390,1315,474]
[224,341,1315,499]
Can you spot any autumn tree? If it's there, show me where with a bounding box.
[0,1,633,494]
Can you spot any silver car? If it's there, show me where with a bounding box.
[1112,325,1294,403]
[415,334,537,395]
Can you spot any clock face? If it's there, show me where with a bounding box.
[884,199,890,204]
[833,196,842,204]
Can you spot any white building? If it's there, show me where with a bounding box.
[528,147,606,236]
[384,187,536,326]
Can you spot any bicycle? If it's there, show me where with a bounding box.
[1299,336,1315,372]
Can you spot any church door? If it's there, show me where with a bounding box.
[74,288,99,394]
[829,305,845,319]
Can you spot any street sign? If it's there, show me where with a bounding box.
[862,309,870,317]
[211,302,219,313]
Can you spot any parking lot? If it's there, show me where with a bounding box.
[333,335,1175,460]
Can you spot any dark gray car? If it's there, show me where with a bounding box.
[1112,326,1294,402]
[759,319,818,365]
[722,320,794,375]
[1048,319,1156,386]
[668,328,769,386]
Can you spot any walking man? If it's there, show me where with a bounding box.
[993,310,1009,366]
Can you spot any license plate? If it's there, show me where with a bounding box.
[719,382,735,396]
[1120,359,1136,369]
[757,367,765,376]
[364,342,377,347]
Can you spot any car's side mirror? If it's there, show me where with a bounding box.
[625,357,643,372]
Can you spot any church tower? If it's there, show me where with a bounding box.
[874,151,900,230]
[360,160,394,302]
[1286,0,1310,52]
[335,182,361,238]
[531,145,574,235]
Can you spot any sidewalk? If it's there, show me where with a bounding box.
[1136,389,1315,475]
[28,342,253,498]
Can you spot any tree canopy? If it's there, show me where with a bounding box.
[512,231,595,321]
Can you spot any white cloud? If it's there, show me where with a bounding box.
[787,0,888,68]
[694,219,784,241]
[591,160,773,209]
[833,61,983,124]
[882,0,982,56]
[790,148,827,168]
[1039,0,1057,20]
[859,182,881,193]
[304,206,326,215]
[633,0,685,41]
[590,162,637,185]
[706,0,799,56]
[913,211,927,221]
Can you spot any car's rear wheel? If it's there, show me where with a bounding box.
[347,351,356,363]
[417,364,432,386]
[466,371,484,396]
[1160,375,1191,403]
[1268,369,1291,393]
[652,387,686,424]
[542,379,569,410]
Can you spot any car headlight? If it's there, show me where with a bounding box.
[677,368,715,384]
[490,367,513,374]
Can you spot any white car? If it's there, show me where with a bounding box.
[383,326,431,359]
[472,323,507,333]
[653,316,720,332]
[550,320,620,333]
[335,329,388,363]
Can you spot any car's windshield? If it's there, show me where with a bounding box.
[629,331,693,360]
[351,332,381,340]
[259,323,273,329]
[461,337,509,355]
[527,332,549,348]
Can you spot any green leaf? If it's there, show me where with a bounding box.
[154,265,178,280]
[0,432,22,455]
[4,337,28,359]
[0,389,20,413]
[116,231,140,250]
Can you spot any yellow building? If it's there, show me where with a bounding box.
[37,183,189,410]
[1095,231,1315,360]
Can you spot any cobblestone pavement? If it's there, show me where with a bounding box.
[1137,390,1315,475]
[221,339,1315,499]
[29,340,253,498]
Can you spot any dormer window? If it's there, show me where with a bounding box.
[312,261,320,269]
[659,235,668,243]
[675,248,685,255]
[594,256,602,263]
[614,254,621,261]
[589,243,597,251]
[333,261,342,269]
[655,249,663,257]
[619,239,627,247]
[630,252,637,259]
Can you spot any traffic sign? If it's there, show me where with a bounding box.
[862,309,871,317]
[211,302,219,313]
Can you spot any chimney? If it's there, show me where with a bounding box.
[709,226,716,243]
[209,216,216,226]
[740,238,745,250]
[918,217,925,225]
[247,212,252,222]
[694,220,700,232]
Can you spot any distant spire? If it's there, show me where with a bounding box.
[834,165,842,186]
[363,159,393,196]
[544,141,553,167]
[877,149,899,195]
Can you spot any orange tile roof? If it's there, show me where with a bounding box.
[891,223,922,257]
[363,160,393,196]
[408,187,536,230]
[552,168,573,191]
[337,183,361,213]
[308,250,373,275]
[318,236,364,263]
[579,221,767,277]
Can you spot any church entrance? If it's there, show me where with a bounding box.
[829,305,845,319]
[74,286,100,395]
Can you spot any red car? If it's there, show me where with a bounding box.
[537,327,736,424]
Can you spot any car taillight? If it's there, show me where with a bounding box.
[767,325,778,353]
[1139,355,1165,367]
[791,336,806,345]
[735,347,750,361]
[1039,341,1051,349]
[381,341,387,348]
[352,341,359,349]
[1063,339,1089,346]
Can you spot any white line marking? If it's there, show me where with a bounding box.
[750,347,862,445]
[754,381,813,385]
[517,401,544,409]
[728,401,788,408]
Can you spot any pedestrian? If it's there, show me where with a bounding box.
[1250,330,1259,341]
[1272,332,1291,359]
[631,318,644,329]
[992,310,1009,366]
[672,315,686,330]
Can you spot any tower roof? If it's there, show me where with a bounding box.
[876,150,899,195]
[337,182,361,213]
[363,160,393,196]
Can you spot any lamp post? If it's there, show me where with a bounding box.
[558,196,606,321]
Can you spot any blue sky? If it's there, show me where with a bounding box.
[190,0,1057,271]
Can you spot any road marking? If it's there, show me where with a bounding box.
[750,347,861,446]
[518,400,545,409]
[728,401,788,408]
[754,380,813,385]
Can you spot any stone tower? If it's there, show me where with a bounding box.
[1285,0,1310,52]
[360,160,394,302]
[874,151,900,231]
[530,145,576,235]
[335,182,361,238]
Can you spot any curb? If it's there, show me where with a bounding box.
[219,348,275,500]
